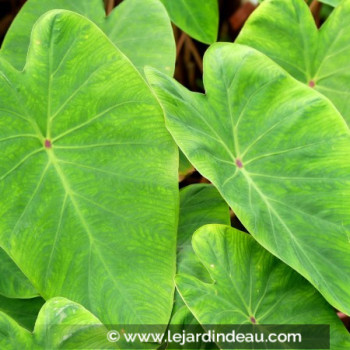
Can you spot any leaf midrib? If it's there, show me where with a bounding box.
[218,56,345,311]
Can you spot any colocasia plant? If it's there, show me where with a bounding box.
[0,0,349,349]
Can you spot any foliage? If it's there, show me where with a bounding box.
[318,0,341,6]
[0,0,349,348]
[159,0,219,44]
[0,295,44,331]
[0,297,115,349]
[0,9,178,327]
[1,0,175,76]
[237,0,350,124]
[146,43,350,316]
[172,184,230,322]
[0,247,38,298]
[176,224,350,349]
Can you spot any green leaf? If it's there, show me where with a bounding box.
[179,151,194,180]
[0,248,38,298]
[159,0,219,44]
[176,225,350,349]
[145,43,350,316]
[1,0,175,76]
[259,0,340,5]
[173,184,230,316]
[33,298,115,349]
[0,297,117,349]
[0,295,44,331]
[0,10,178,325]
[0,312,32,349]
[236,0,350,124]
[319,0,341,6]
[171,185,229,349]
[177,184,230,279]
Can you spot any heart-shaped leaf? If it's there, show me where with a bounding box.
[0,10,178,325]
[146,43,350,315]
[1,0,175,76]
[236,0,350,124]
[0,297,116,349]
[0,295,44,331]
[176,225,350,349]
[0,248,38,298]
[160,0,219,44]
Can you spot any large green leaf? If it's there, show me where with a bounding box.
[145,43,350,315]
[159,0,218,44]
[1,0,175,76]
[0,10,178,325]
[0,295,44,331]
[176,225,350,349]
[236,0,350,124]
[0,248,38,298]
[0,297,116,349]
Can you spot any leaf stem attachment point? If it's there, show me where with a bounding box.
[44,139,52,149]
[236,158,243,168]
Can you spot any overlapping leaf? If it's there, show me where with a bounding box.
[0,10,178,325]
[176,225,350,349]
[172,184,230,321]
[319,0,341,6]
[170,185,228,349]
[179,152,194,181]
[0,295,44,331]
[0,248,38,298]
[236,0,350,124]
[1,0,175,76]
[146,43,350,315]
[160,0,218,44]
[177,184,230,280]
[259,0,341,5]
[0,297,116,349]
